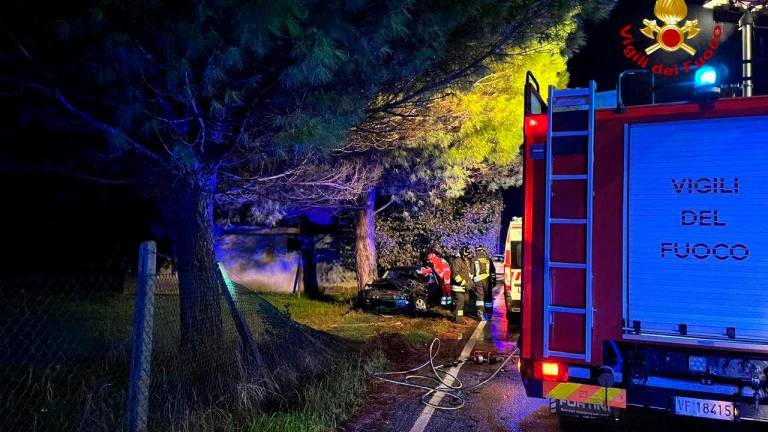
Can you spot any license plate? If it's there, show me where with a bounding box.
[674,396,735,421]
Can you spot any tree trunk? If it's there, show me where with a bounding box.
[355,188,378,292]
[173,172,224,360]
[300,221,321,298]
[172,169,277,393]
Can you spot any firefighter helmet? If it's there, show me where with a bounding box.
[419,251,429,263]
[460,245,473,258]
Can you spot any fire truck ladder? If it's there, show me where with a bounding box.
[543,82,596,362]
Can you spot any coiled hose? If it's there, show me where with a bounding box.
[373,338,519,410]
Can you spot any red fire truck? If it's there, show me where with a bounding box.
[519,69,768,423]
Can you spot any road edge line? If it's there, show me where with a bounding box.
[408,320,487,432]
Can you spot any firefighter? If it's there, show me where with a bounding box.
[473,246,496,321]
[419,251,453,308]
[450,246,474,323]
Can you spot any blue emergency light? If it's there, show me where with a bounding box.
[695,66,719,87]
[693,65,721,102]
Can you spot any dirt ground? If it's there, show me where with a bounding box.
[345,316,480,431]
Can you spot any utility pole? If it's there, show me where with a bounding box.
[708,1,766,97]
[740,9,754,97]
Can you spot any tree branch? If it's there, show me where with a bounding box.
[374,195,396,214]
[24,84,164,164]
[184,70,207,154]
[0,159,143,185]
[368,0,548,114]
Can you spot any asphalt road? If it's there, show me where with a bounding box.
[345,284,766,432]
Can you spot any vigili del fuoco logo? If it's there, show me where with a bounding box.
[619,0,722,76]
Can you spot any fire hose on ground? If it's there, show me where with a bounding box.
[373,338,519,410]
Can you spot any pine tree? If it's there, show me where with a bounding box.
[1,0,614,342]
[358,6,613,283]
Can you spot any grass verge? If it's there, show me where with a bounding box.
[248,350,387,432]
[260,293,454,344]
[1,284,455,432]
[249,293,462,431]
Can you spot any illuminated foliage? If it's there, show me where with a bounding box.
[453,47,568,171]
[376,194,502,268]
[374,10,615,267]
[420,28,578,196]
[367,4,613,211]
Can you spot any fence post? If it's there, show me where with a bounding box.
[126,241,157,432]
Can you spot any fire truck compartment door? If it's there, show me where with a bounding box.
[625,115,768,345]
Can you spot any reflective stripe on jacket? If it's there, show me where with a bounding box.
[473,256,491,282]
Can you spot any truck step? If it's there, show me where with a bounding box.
[546,351,587,361]
[548,262,587,269]
[551,174,587,181]
[552,88,590,98]
[549,218,587,225]
[547,306,587,314]
[552,104,590,113]
[551,130,588,138]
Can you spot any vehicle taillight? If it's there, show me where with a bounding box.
[534,361,569,382]
[504,250,511,291]
[524,114,547,145]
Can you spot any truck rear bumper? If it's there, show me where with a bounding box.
[524,379,768,422]
[625,382,768,422]
[521,337,768,421]
[523,375,768,422]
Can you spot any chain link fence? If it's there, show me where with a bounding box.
[0,242,336,432]
[137,272,273,431]
[0,276,133,431]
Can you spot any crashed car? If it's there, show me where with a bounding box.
[358,267,442,313]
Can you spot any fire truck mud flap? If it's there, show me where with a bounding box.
[544,381,626,417]
[550,399,617,419]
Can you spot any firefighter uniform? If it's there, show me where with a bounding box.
[450,251,473,323]
[485,258,497,319]
[473,247,495,321]
[419,252,453,307]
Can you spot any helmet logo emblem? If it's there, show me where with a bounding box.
[640,0,700,55]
